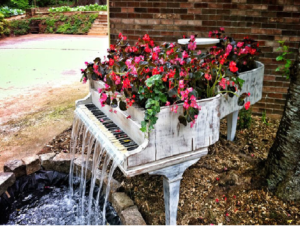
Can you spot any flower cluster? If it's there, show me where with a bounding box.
[81,29,259,132]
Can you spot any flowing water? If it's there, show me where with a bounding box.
[68,115,121,225]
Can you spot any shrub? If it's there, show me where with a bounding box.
[0,13,10,36]
[9,19,30,35]
[0,6,25,18]
[9,0,29,9]
[48,4,107,13]
[237,107,252,130]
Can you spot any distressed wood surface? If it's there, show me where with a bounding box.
[220,61,265,119]
[88,80,221,170]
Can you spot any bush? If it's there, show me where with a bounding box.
[9,0,29,9]
[0,13,10,36]
[237,108,252,130]
[48,4,107,12]
[0,6,25,18]
[9,19,30,35]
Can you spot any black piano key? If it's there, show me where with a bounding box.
[127,145,139,151]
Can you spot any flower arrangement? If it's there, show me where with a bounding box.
[81,28,260,132]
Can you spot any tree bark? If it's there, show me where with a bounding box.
[265,43,300,201]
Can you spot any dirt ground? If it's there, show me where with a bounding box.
[41,112,300,225]
[0,82,88,171]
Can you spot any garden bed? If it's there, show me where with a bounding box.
[41,115,300,225]
[4,12,98,36]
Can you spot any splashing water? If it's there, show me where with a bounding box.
[68,114,121,225]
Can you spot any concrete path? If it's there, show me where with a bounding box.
[0,34,108,101]
[0,34,109,171]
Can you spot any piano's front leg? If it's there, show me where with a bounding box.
[149,158,200,225]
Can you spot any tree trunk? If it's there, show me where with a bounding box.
[265,43,300,201]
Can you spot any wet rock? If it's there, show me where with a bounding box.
[22,155,41,175]
[4,159,26,178]
[0,172,16,196]
[120,205,146,225]
[52,152,72,174]
[112,192,134,215]
[73,155,93,179]
[102,176,121,202]
[39,153,56,170]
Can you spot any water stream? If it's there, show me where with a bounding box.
[68,115,121,225]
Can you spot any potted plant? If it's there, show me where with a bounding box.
[82,29,261,129]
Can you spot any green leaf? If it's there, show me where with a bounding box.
[276,56,283,61]
[159,93,167,103]
[178,115,187,126]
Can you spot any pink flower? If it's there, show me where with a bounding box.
[165,101,170,106]
[109,58,114,67]
[85,61,88,65]
[171,104,178,113]
[105,84,110,89]
[244,101,250,110]
[226,44,232,54]
[188,41,196,51]
[82,77,87,84]
[237,42,244,48]
[134,56,141,64]
[125,59,132,67]
[183,100,190,109]
[179,80,185,89]
[99,93,108,107]
[81,69,84,72]
[182,51,189,58]
[248,92,251,96]
[197,50,202,55]
[153,46,160,53]
[219,27,225,32]
[98,88,102,93]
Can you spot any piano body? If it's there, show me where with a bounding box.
[75,78,221,225]
[76,79,221,177]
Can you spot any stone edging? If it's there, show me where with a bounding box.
[0,152,146,225]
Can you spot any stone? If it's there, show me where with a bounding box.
[4,159,26,178]
[39,153,56,170]
[0,172,16,196]
[102,176,121,202]
[73,155,93,179]
[52,152,72,174]
[112,192,134,215]
[22,155,41,175]
[120,205,146,225]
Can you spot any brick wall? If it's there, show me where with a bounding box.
[109,0,300,118]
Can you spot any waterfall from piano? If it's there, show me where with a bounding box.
[68,114,122,225]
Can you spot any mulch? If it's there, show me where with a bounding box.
[41,115,300,225]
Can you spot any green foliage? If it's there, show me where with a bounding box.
[261,110,270,126]
[275,41,293,79]
[237,107,252,130]
[9,0,29,9]
[9,19,30,35]
[0,6,25,18]
[48,4,107,13]
[6,13,97,36]
[0,13,10,36]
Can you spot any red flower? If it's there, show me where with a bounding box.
[109,58,115,67]
[143,34,151,42]
[215,198,219,203]
[216,177,220,181]
[229,61,238,73]
[244,101,250,110]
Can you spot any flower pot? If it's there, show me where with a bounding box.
[88,80,221,169]
[220,61,265,119]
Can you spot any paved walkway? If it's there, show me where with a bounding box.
[0,34,108,101]
[0,34,108,170]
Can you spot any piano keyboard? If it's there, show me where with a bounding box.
[80,104,139,152]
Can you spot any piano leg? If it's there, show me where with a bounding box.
[149,158,200,225]
[227,110,239,141]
